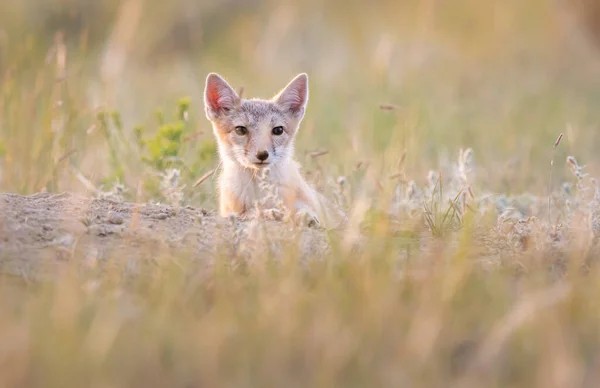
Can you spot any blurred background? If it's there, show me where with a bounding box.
[1,0,600,205]
[5,2,600,387]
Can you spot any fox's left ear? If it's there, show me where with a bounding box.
[273,73,309,118]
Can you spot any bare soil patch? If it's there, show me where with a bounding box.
[0,192,330,280]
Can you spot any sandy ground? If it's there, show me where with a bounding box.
[0,192,331,280]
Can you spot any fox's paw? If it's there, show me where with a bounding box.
[294,209,321,228]
[225,212,246,224]
[261,208,286,222]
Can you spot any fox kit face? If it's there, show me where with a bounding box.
[204,73,308,169]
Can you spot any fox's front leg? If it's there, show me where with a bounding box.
[293,201,320,228]
[219,188,246,219]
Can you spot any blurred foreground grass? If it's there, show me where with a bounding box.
[2,0,600,386]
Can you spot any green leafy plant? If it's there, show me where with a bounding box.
[138,98,192,171]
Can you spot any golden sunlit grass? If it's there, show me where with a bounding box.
[2,0,600,386]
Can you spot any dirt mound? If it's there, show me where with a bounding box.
[0,193,330,280]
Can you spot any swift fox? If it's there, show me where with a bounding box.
[203,72,342,228]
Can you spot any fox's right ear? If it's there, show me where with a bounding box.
[204,73,239,120]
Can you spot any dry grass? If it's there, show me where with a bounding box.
[3,0,600,386]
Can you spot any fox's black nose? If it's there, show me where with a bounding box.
[256,150,269,161]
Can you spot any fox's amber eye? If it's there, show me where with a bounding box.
[234,126,248,136]
[272,126,284,136]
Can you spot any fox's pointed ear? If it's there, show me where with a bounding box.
[273,73,309,118]
[204,73,239,120]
